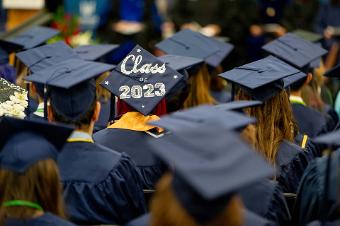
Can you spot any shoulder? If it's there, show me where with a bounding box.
[30,213,76,226]
[276,140,302,166]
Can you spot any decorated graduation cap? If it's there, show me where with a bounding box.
[0,26,59,53]
[101,45,184,115]
[0,116,73,173]
[149,105,255,132]
[219,56,302,101]
[214,100,262,111]
[25,59,114,120]
[16,41,79,73]
[156,29,234,67]
[262,33,327,71]
[324,63,340,78]
[74,44,119,61]
[147,121,274,224]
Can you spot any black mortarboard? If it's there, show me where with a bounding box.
[324,64,340,78]
[219,56,300,101]
[0,26,60,53]
[214,100,262,111]
[292,29,323,43]
[147,121,274,224]
[74,44,119,61]
[24,59,114,120]
[262,33,327,70]
[101,45,183,115]
[156,29,233,67]
[149,105,255,132]
[16,41,79,73]
[0,116,73,173]
[158,54,203,71]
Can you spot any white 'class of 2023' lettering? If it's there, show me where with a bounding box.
[120,52,166,75]
[119,83,166,99]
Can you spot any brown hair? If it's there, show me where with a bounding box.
[237,89,298,165]
[150,173,244,226]
[96,72,111,102]
[183,64,217,109]
[210,66,227,92]
[0,159,66,223]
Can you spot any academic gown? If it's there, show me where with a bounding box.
[4,213,75,226]
[240,179,290,225]
[94,128,167,189]
[276,140,311,193]
[58,141,147,225]
[306,220,340,226]
[123,210,277,226]
[292,103,329,138]
[293,150,340,226]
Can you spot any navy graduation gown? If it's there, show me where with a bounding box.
[94,128,167,189]
[276,140,311,193]
[5,213,75,226]
[306,220,340,226]
[58,141,147,225]
[292,103,329,138]
[125,214,150,226]
[240,179,290,225]
[293,150,340,226]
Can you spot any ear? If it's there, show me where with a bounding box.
[92,101,101,122]
[47,105,54,122]
[305,73,313,85]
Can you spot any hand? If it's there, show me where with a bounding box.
[181,22,200,31]
[250,25,263,37]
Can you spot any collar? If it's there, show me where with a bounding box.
[33,103,44,117]
[67,131,94,143]
[289,95,306,106]
[108,112,163,132]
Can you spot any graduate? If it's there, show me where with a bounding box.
[156,29,234,107]
[219,56,314,193]
[148,105,290,225]
[262,32,334,138]
[25,58,147,225]
[94,45,185,189]
[0,116,74,226]
[146,120,275,226]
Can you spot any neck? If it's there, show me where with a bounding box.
[77,123,94,136]
[290,90,302,97]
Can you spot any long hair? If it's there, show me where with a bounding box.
[183,64,217,109]
[0,159,66,224]
[150,173,244,226]
[237,89,298,165]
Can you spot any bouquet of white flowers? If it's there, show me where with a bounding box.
[0,78,28,118]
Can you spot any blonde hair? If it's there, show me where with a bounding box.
[0,159,66,224]
[237,90,298,165]
[150,173,244,226]
[183,64,217,109]
[96,72,111,102]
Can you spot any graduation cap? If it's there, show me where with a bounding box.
[283,71,308,88]
[16,41,79,73]
[149,105,256,132]
[292,29,323,43]
[74,44,119,61]
[147,121,274,224]
[157,54,203,71]
[101,45,184,115]
[219,56,301,101]
[324,64,340,78]
[0,26,60,53]
[262,33,327,70]
[214,100,262,111]
[0,116,73,173]
[313,129,340,146]
[156,29,234,67]
[24,59,114,120]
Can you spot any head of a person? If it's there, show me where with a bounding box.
[0,132,66,223]
[289,72,313,93]
[150,173,244,226]
[96,72,111,103]
[48,80,101,132]
[237,89,298,165]
[183,64,217,109]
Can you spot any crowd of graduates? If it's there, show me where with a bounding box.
[1,1,340,226]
